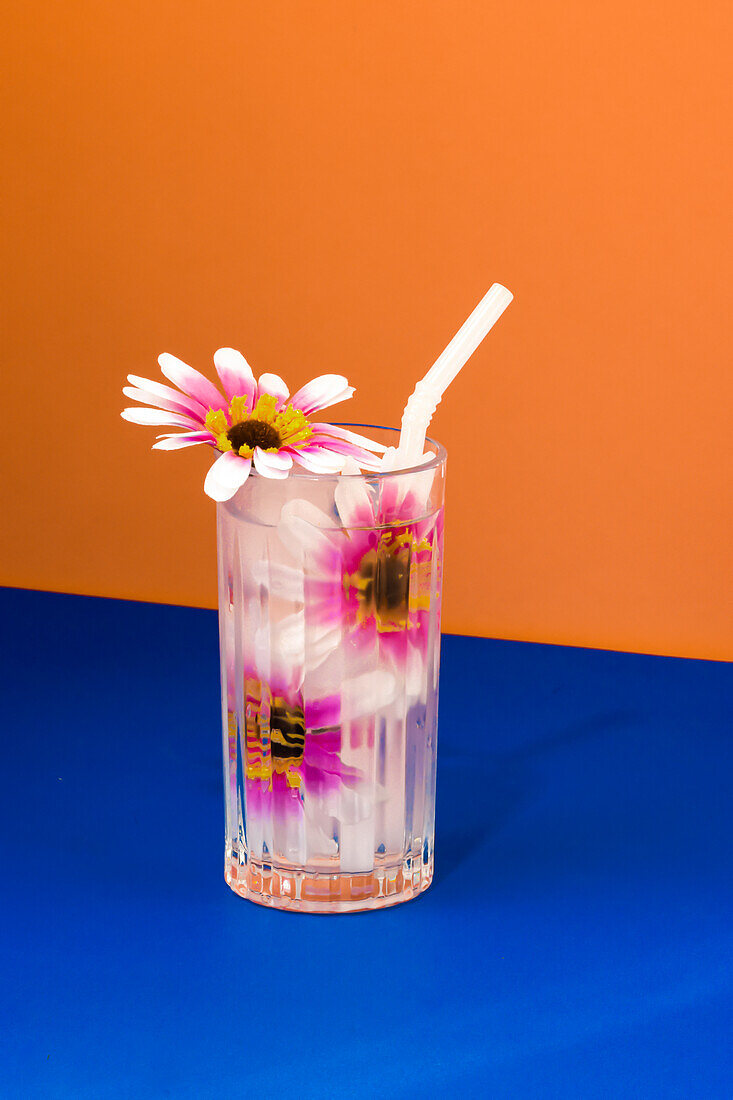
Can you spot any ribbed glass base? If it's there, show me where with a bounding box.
[225,853,434,913]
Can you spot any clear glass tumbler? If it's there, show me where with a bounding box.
[217,425,446,912]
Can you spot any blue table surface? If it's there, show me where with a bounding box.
[1,587,731,1098]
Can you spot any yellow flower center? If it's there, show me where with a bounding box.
[205,394,312,458]
[345,529,434,633]
[243,681,305,790]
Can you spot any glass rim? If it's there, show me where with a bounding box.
[280,423,446,481]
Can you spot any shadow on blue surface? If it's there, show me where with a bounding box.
[435,709,638,886]
[1,588,731,1098]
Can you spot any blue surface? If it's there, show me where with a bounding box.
[1,587,731,1098]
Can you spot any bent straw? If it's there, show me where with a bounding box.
[382,283,513,470]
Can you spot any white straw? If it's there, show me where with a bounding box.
[383,283,513,469]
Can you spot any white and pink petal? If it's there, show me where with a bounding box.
[127,375,208,419]
[203,450,252,502]
[253,446,292,479]
[257,372,289,406]
[289,445,345,474]
[152,432,214,450]
[122,385,206,424]
[290,375,355,416]
[312,423,388,453]
[121,407,201,430]
[158,353,228,412]
[213,347,257,405]
[307,435,382,470]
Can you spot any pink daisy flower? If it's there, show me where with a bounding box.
[239,672,394,820]
[121,348,386,501]
[222,612,398,860]
[268,458,444,681]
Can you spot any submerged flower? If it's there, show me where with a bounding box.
[220,602,398,829]
[265,459,443,683]
[121,348,386,501]
[225,645,397,859]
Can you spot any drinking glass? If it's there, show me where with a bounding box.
[217,426,446,912]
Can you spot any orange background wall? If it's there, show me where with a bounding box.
[2,2,731,660]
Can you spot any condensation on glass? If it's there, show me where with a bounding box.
[217,426,446,912]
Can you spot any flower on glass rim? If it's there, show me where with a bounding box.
[121,348,386,501]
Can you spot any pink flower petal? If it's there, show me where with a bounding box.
[122,385,207,424]
[121,407,201,430]
[203,451,252,502]
[253,446,292,479]
[127,374,207,419]
[289,445,345,473]
[213,347,257,405]
[152,432,214,450]
[158,353,228,412]
[305,695,341,730]
[290,375,355,415]
[307,435,382,470]
[312,423,388,453]
[256,372,289,406]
